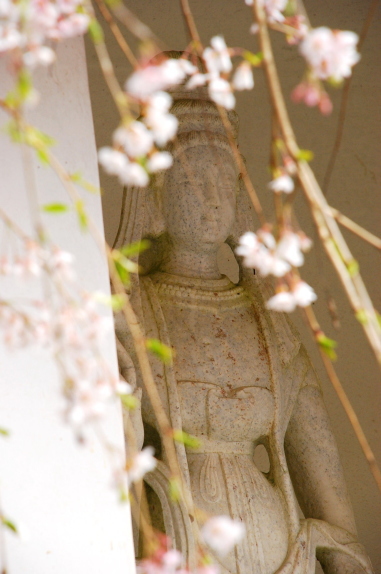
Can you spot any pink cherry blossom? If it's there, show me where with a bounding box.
[201,515,245,557]
[300,27,360,82]
[250,0,287,23]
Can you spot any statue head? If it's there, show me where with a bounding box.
[114,52,250,275]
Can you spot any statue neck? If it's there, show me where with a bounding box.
[160,245,222,280]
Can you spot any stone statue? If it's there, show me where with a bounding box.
[114,75,373,574]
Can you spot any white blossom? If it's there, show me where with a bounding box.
[23,45,55,67]
[236,231,291,277]
[259,0,288,23]
[268,174,294,194]
[186,72,208,89]
[266,291,296,312]
[232,62,254,91]
[113,122,154,159]
[119,161,149,187]
[201,516,245,557]
[292,281,317,307]
[126,59,194,100]
[98,147,128,176]
[203,36,232,76]
[276,232,304,267]
[300,27,360,82]
[145,109,178,147]
[147,151,173,172]
[298,233,313,252]
[208,77,235,110]
[127,446,157,484]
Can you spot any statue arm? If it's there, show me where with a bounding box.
[284,363,373,573]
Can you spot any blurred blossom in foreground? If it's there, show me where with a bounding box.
[200,516,245,557]
[266,281,317,312]
[300,27,360,82]
[0,0,90,68]
[245,0,287,23]
[126,446,157,485]
[268,174,294,194]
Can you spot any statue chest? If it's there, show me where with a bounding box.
[157,285,274,442]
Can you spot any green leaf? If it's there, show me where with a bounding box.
[347,259,359,277]
[0,428,9,437]
[173,429,200,450]
[42,203,69,214]
[75,200,88,230]
[355,310,368,325]
[105,0,122,8]
[146,338,173,363]
[88,19,104,44]
[119,487,129,503]
[114,260,130,285]
[296,149,314,162]
[25,126,55,149]
[243,50,263,67]
[120,394,139,410]
[17,70,32,100]
[2,517,17,534]
[120,239,150,258]
[168,477,181,502]
[317,333,337,360]
[93,291,126,310]
[36,149,50,165]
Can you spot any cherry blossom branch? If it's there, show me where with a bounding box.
[92,0,138,67]
[180,0,203,56]
[324,207,381,251]
[177,1,267,227]
[322,0,379,196]
[304,306,381,493]
[254,1,381,367]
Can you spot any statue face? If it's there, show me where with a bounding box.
[163,145,238,252]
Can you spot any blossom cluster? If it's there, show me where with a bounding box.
[236,228,316,312]
[187,36,255,110]
[0,239,131,439]
[245,0,360,114]
[98,42,257,186]
[98,58,198,187]
[0,0,90,69]
[137,515,245,574]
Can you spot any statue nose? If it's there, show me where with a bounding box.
[204,180,221,207]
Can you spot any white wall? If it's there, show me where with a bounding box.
[0,38,135,573]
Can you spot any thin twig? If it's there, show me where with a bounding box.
[325,206,381,250]
[93,0,138,67]
[180,0,203,56]
[304,307,381,493]
[254,2,381,367]
[322,0,379,196]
